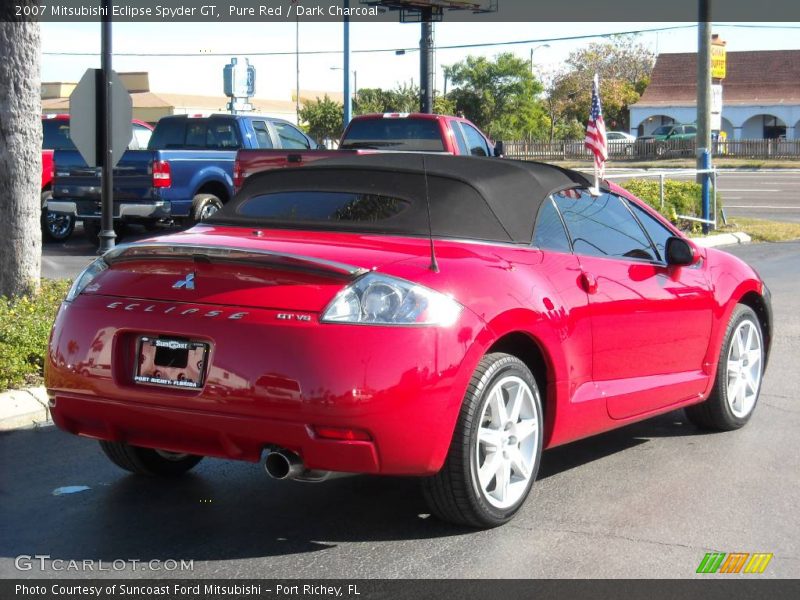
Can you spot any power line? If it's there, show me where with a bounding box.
[43,24,697,57]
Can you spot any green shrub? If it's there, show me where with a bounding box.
[620,178,722,232]
[0,280,70,391]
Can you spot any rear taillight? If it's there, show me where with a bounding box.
[233,157,242,191]
[152,160,171,188]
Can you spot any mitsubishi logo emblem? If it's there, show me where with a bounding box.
[173,273,195,290]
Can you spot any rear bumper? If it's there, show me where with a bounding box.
[45,295,485,475]
[48,200,172,221]
[50,393,381,473]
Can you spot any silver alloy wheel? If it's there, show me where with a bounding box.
[475,375,539,509]
[726,319,763,418]
[155,450,191,461]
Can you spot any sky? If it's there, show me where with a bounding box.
[39,21,800,101]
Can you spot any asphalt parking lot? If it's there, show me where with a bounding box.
[3,240,799,579]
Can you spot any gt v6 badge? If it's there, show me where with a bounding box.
[173,272,195,290]
[277,313,312,322]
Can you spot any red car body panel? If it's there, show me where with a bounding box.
[45,179,770,475]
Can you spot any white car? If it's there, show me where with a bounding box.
[606,131,636,155]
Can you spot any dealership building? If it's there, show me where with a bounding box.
[40,72,340,124]
[630,49,800,139]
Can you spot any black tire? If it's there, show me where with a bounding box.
[41,191,76,242]
[83,220,126,246]
[685,304,765,431]
[190,193,224,223]
[422,353,543,528]
[99,441,203,476]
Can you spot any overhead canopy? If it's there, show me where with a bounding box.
[211,154,593,244]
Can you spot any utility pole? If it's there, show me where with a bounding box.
[98,0,115,252]
[343,0,351,125]
[295,1,300,120]
[697,0,712,233]
[420,8,434,113]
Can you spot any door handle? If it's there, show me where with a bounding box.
[580,272,598,294]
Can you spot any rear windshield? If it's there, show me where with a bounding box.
[238,191,410,223]
[42,119,76,151]
[148,118,242,150]
[340,118,445,152]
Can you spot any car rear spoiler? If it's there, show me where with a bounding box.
[103,242,369,281]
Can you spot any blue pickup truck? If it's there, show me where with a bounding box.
[50,114,320,243]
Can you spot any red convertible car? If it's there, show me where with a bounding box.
[46,154,771,527]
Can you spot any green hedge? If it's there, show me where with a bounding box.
[620,178,722,232]
[0,280,70,391]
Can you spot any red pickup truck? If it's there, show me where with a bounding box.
[234,112,500,191]
[41,114,153,241]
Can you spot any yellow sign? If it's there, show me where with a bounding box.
[712,43,727,79]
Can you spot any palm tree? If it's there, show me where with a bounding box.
[0,4,42,297]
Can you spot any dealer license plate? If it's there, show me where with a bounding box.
[134,336,209,389]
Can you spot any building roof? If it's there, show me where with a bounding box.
[42,91,297,116]
[634,50,800,107]
[213,154,592,244]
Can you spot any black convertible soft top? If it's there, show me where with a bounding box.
[210,154,594,244]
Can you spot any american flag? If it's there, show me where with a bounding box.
[584,74,608,177]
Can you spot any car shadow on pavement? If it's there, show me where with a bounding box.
[538,409,702,480]
[0,409,708,565]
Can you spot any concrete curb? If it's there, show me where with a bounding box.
[691,232,752,248]
[0,387,51,431]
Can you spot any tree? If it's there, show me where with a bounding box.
[353,83,420,115]
[0,5,42,298]
[353,88,394,115]
[298,95,343,143]
[547,35,655,135]
[444,53,549,140]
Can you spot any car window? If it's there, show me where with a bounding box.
[452,123,470,155]
[628,201,674,262]
[460,122,490,157]
[148,118,186,150]
[607,132,621,140]
[238,191,410,222]
[207,121,240,149]
[340,118,445,151]
[553,189,657,261]
[184,122,206,148]
[685,125,697,134]
[274,122,310,150]
[251,121,273,149]
[533,197,572,253]
[42,119,76,150]
[130,124,152,150]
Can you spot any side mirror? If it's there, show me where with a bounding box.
[317,143,327,150]
[665,236,696,266]
[494,140,505,157]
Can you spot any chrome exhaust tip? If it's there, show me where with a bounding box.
[263,448,304,480]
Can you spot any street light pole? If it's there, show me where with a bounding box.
[529,44,550,75]
[294,0,300,120]
[697,0,713,233]
[419,8,434,113]
[343,0,351,126]
[98,0,115,252]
